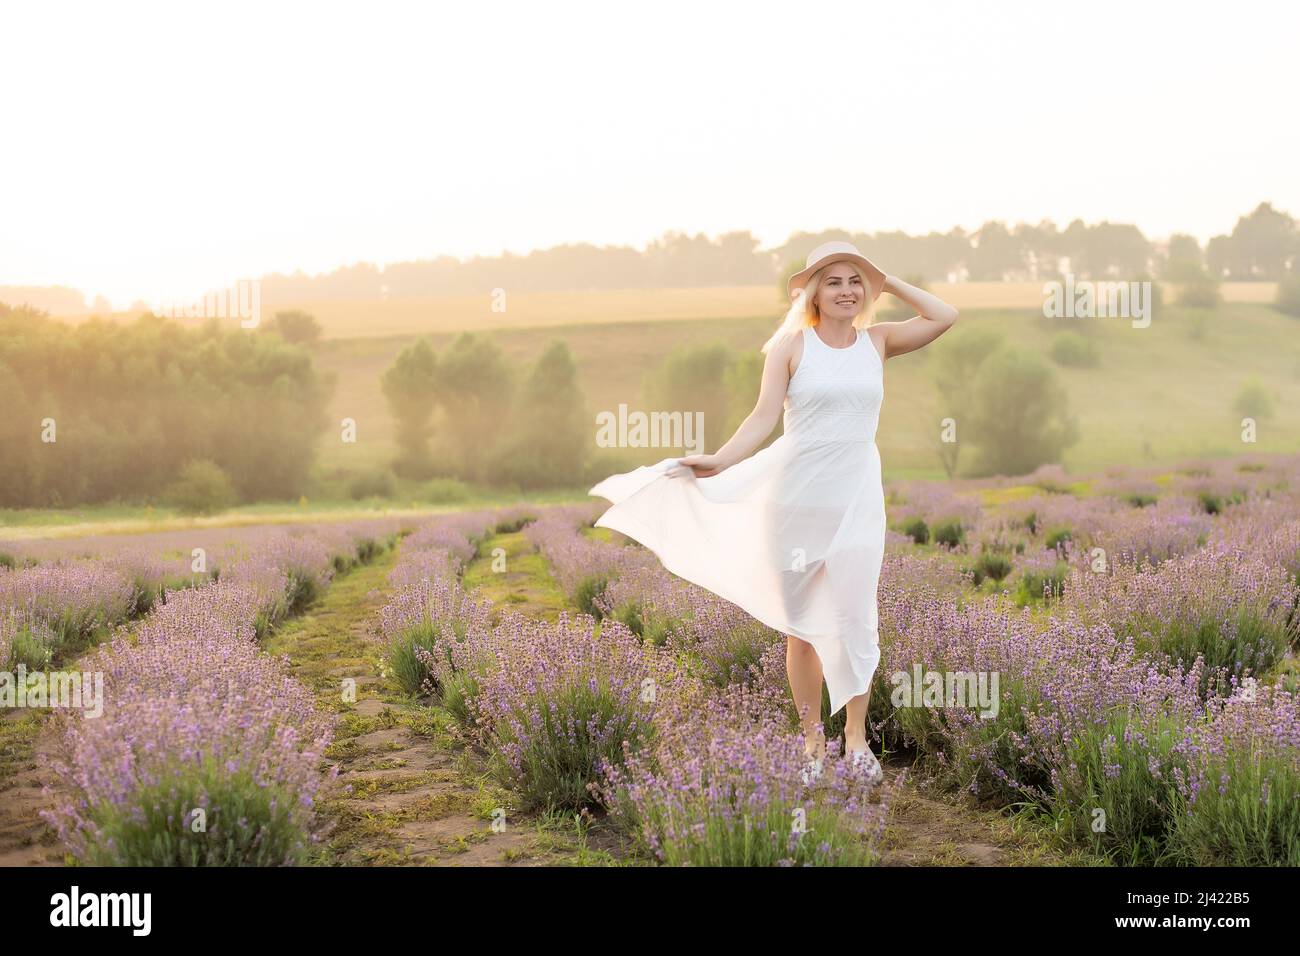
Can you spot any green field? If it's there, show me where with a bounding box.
[7,283,1295,539]
[312,299,1300,481]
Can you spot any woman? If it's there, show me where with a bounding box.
[588,240,959,783]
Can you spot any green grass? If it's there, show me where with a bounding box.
[311,302,1300,482]
[0,709,44,787]
[460,529,570,624]
[0,488,593,538]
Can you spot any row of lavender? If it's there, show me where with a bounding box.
[887,452,1300,601]
[5,520,404,865]
[523,457,1300,865]
[0,521,404,670]
[373,505,894,866]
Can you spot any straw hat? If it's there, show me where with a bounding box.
[787,240,888,303]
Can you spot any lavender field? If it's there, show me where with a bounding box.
[2,449,1297,867]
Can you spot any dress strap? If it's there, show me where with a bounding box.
[799,326,817,366]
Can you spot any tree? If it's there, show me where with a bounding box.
[381,338,440,478]
[1162,234,1205,282]
[1175,268,1222,309]
[722,349,781,449]
[930,328,1005,478]
[1060,220,1152,278]
[490,340,589,488]
[0,359,40,507]
[644,342,733,455]
[1206,202,1299,280]
[964,347,1079,477]
[270,310,323,346]
[967,221,1024,280]
[431,333,514,482]
[0,306,331,507]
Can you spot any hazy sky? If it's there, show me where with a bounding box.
[2,0,1296,307]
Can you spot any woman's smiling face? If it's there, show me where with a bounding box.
[815,262,865,320]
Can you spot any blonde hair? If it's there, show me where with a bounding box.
[760,261,880,354]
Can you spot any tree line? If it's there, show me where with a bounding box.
[0,304,332,508]
[5,202,1295,317]
[254,201,1300,303]
[377,332,777,493]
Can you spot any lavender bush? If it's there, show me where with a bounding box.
[41,578,337,865]
[1059,543,1299,696]
[597,680,895,866]
[470,611,688,812]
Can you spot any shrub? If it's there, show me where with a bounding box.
[164,459,237,516]
[1051,708,1188,864]
[1,612,56,670]
[378,576,495,697]
[354,537,382,564]
[1274,272,1300,318]
[77,762,316,866]
[473,613,676,812]
[574,573,611,619]
[421,478,472,504]
[1167,686,1300,866]
[268,310,322,346]
[600,684,891,866]
[684,619,772,688]
[1015,561,1069,604]
[1049,332,1100,368]
[494,513,534,534]
[1234,377,1274,420]
[1176,272,1222,308]
[933,519,965,549]
[348,469,397,500]
[1044,527,1073,551]
[901,517,929,545]
[41,578,336,866]
[972,550,1013,584]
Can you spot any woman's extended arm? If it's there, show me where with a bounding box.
[877,276,960,359]
[670,333,796,478]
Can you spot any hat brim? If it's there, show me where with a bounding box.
[787,253,887,303]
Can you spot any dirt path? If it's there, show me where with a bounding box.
[461,528,570,624]
[0,708,63,866]
[874,760,1092,866]
[270,537,623,866]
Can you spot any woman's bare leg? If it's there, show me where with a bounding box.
[786,635,825,760]
[844,686,872,752]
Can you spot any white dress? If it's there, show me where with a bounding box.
[588,324,886,716]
